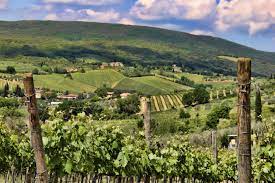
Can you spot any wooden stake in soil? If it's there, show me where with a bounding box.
[237,58,252,183]
[211,130,218,164]
[23,74,48,183]
[142,97,151,146]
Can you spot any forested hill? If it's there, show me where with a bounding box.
[0,20,274,76]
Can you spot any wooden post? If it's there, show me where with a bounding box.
[142,97,152,146]
[211,130,218,163]
[237,58,252,183]
[23,74,48,183]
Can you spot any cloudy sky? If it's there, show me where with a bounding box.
[0,0,275,52]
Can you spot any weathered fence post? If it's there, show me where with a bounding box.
[211,130,218,164]
[142,97,151,146]
[23,73,48,183]
[237,58,252,183]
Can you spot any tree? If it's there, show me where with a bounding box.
[179,76,195,87]
[205,104,231,129]
[193,85,210,104]
[255,85,262,122]
[116,94,140,115]
[14,85,24,97]
[95,86,108,98]
[32,68,39,75]
[3,83,9,97]
[182,92,193,106]
[6,66,16,74]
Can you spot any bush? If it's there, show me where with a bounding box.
[32,68,39,75]
[205,104,231,129]
[116,94,140,115]
[95,86,108,98]
[182,92,193,106]
[6,66,16,74]
[179,109,191,119]
[193,85,210,104]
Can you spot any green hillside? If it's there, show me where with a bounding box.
[34,70,188,95]
[0,21,274,76]
[34,74,97,93]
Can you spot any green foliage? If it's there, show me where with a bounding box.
[116,94,140,115]
[205,104,231,129]
[193,86,210,104]
[182,92,193,106]
[177,76,195,87]
[14,85,24,97]
[255,86,262,122]
[2,83,9,97]
[6,66,16,74]
[253,131,275,182]
[0,97,20,108]
[182,86,209,106]
[179,109,191,119]
[32,68,39,75]
[95,86,108,98]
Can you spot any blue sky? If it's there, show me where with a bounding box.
[0,0,274,52]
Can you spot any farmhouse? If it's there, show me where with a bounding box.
[57,94,78,100]
[100,62,124,69]
[109,62,124,68]
[172,64,182,73]
[35,89,44,99]
[120,92,131,99]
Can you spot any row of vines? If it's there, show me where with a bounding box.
[0,115,274,182]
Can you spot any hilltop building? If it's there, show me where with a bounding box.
[172,64,182,73]
[57,94,78,100]
[100,62,124,69]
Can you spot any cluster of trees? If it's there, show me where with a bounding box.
[205,103,231,129]
[182,85,210,106]
[0,66,17,74]
[120,66,152,77]
[176,76,195,87]
[53,94,140,121]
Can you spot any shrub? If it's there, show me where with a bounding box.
[179,109,191,119]
[116,94,140,115]
[193,85,210,104]
[6,66,16,74]
[182,92,193,106]
[205,104,231,129]
[32,68,39,75]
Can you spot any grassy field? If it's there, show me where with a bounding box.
[73,69,125,88]
[34,70,190,95]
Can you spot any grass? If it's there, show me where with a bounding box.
[113,77,164,95]
[73,69,125,88]
[34,74,97,93]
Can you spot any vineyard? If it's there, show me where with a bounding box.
[0,118,274,182]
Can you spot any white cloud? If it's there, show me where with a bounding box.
[190,29,215,36]
[43,0,121,6]
[44,8,120,23]
[216,0,275,35]
[0,0,8,9]
[45,13,58,20]
[130,0,216,20]
[118,18,135,25]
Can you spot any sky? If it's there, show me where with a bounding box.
[0,0,274,52]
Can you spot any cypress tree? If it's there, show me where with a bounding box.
[255,85,262,122]
[3,83,9,97]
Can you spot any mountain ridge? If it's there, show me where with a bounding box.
[0,20,274,76]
